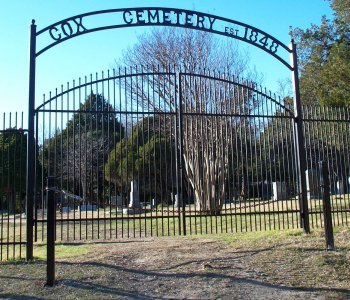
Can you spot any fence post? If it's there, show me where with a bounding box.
[26,19,37,260]
[290,40,310,234]
[319,161,334,250]
[176,71,186,236]
[46,176,56,286]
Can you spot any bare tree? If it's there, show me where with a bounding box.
[118,27,259,214]
[44,93,124,204]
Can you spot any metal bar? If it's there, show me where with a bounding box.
[26,19,37,260]
[19,112,25,258]
[0,114,4,261]
[177,72,186,235]
[319,161,334,250]
[290,40,310,234]
[46,176,56,286]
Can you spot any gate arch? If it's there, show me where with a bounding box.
[26,7,310,259]
[34,7,292,69]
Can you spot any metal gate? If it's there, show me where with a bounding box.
[21,7,311,260]
[32,67,301,243]
[2,69,350,261]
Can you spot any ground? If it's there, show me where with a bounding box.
[1,227,350,299]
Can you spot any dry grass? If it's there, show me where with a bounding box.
[0,226,349,299]
[213,226,350,291]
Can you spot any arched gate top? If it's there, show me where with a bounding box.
[34,7,293,70]
[35,67,293,116]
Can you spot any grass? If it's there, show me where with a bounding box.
[209,226,350,292]
[34,243,93,260]
[1,195,349,261]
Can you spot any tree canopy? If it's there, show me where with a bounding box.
[104,116,175,203]
[292,0,350,107]
[41,93,124,203]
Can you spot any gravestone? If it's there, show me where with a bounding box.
[337,179,348,194]
[61,206,71,213]
[111,195,123,206]
[272,181,287,200]
[174,194,182,208]
[260,181,272,200]
[79,204,97,211]
[306,169,318,199]
[151,198,157,208]
[111,195,124,212]
[129,180,141,209]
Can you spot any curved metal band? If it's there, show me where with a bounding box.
[35,7,293,70]
[36,69,292,115]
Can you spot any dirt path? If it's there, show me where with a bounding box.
[1,235,349,299]
[53,237,349,299]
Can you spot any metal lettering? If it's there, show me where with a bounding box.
[163,9,172,24]
[136,9,146,24]
[225,27,239,36]
[49,26,61,41]
[185,14,194,26]
[123,10,133,24]
[61,21,74,36]
[174,10,181,24]
[120,9,218,31]
[72,17,87,33]
[197,15,205,28]
[208,17,216,30]
[242,27,280,55]
[39,7,288,66]
[148,10,159,23]
[269,41,279,53]
[248,30,258,42]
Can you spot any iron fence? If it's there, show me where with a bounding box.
[0,112,27,260]
[0,68,349,261]
[303,106,350,227]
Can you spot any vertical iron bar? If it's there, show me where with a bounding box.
[290,40,310,234]
[176,72,186,235]
[6,115,10,259]
[1,114,4,261]
[26,20,37,260]
[19,113,24,258]
[319,161,334,250]
[46,176,56,286]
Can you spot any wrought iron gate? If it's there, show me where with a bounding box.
[31,67,302,243]
[1,70,350,261]
[2,7,314,260]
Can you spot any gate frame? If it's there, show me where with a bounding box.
[26,7,310,260]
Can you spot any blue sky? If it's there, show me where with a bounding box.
[0,0,333,122]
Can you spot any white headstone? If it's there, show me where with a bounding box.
[151,198,156,207]
[306,169,318,199]
[337,179,348,194]
[174,194,179,208]
[272,181,287,200]
[129,180,141,208]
